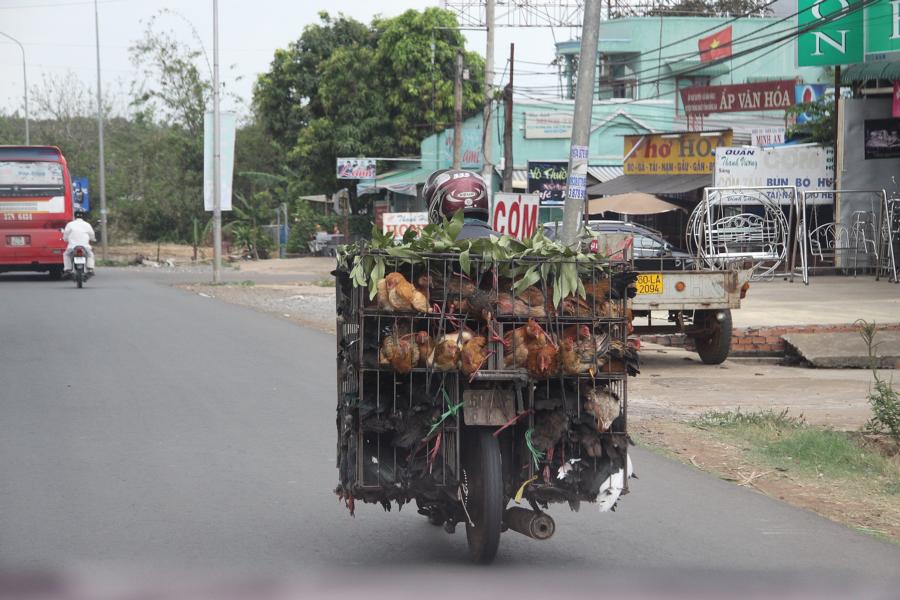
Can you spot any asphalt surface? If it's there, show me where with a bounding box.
[2,269,899,593]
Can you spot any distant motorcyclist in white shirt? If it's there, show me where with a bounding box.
[63,208,96,273]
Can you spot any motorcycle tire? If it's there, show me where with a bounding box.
[462,427,504,565]
[75,269,83,289]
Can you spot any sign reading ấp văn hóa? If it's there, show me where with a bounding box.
[680,81,796,115]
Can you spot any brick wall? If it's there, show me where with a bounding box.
[642,323,900,357]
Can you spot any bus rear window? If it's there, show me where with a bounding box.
[0,161,65,197]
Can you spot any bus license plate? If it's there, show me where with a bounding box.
[636,273,663,295]
[74,256,86,265]
[9,236,27,246]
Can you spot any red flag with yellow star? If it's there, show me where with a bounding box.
[698,26,732,62]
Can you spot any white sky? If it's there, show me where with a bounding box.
[0,0,567,118]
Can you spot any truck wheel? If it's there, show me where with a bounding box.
[462,427,504,565]
[694,309,732,365]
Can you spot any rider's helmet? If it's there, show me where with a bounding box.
[424,169,489,224]
[74,207,87,219]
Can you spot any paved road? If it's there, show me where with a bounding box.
[2,270,899,591]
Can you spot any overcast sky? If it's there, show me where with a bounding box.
[0,0,568,119]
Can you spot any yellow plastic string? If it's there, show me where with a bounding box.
[514,476,538,504]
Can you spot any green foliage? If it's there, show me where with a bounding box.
[338,211,608,302]
[254,9,484,198]
[225,192,276,259]
[857,320,900,442]
[786,96,836,146]
[691,409,900,481]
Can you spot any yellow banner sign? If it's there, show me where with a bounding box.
[624,131,732,175]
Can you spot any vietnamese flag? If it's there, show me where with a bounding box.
[698,26,732,62]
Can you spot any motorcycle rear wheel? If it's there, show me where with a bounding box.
[462,427,504,564]
[75,269,83,288]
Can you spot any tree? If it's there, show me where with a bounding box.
[225,191,276,259]
[253,8,485,201]
[786,97,835,146]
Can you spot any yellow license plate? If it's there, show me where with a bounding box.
[636,273,663,295]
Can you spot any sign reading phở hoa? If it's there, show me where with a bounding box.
[623,131,732,175]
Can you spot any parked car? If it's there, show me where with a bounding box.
[542,220,693,269]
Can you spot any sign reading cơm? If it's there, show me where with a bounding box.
[623,131,732,175]
[492,193,539,240]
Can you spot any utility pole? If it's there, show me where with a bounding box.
[560,0,601,247]
[453,51,463,169]
[0,32,28,145]
[502,43,515,193]
[211,0,222,283]
[481,0,495,184]
[93,0,108,260]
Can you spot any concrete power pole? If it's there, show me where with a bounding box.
[212,0,222,283]
[453,51,463,169]
[481,0,495,185]
[502,43,514,193]
[0,32,28,145]
[93,0,108,260]
[560,0,602,248]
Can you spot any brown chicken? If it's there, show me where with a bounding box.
[379,332,420,374]
[515,285,547,308]
[496,292,546,318]
[503,318,549,368]
[427,330,473,371]
[376,272,429,313]
[526,343,558,379]
[460,335,490,378]
[414,331,434,367]
[558,325,610,375]
[559,295,592,317]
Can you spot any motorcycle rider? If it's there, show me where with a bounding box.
[62,207,96,275]
[423,169,499,240]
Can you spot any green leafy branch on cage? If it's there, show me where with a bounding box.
[337,210,609,303]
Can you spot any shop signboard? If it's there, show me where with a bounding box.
[524,112,573,139]
[714,146,834,204]
[442,127,483,168]
[797,0,864,66]
[680,81,796,115]
[337,158,376,179]
[382,212,428,240]
[751,127,786,146]
[623,131,732,175]
[864,118,900,159]
[527,160,568,204]
[492,192,540,240]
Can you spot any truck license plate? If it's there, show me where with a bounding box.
[636,273,663,295]
[9,236,26,247]
[462,389,516,426]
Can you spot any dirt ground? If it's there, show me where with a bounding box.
[634,420,900,544]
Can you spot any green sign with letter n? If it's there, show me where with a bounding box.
[798,0,865,66]
[866,0,900,54]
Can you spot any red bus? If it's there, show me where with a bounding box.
[0,146,72,278]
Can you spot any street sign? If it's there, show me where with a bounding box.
[797,0,864,66]
[72,177,89,211]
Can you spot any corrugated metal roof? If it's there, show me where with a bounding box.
[587,166,624,182]
[842,60,900,83]
[587,173,710,196]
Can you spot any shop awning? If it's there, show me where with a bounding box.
[842,59,900,83]
[587,165,624,183]
[587,173,711,196]
[358,167,430,196]
[587,192,687,215]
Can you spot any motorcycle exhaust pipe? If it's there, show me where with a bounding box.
[504,507,555,540]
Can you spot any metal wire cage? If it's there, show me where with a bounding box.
[335,251,635,511]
